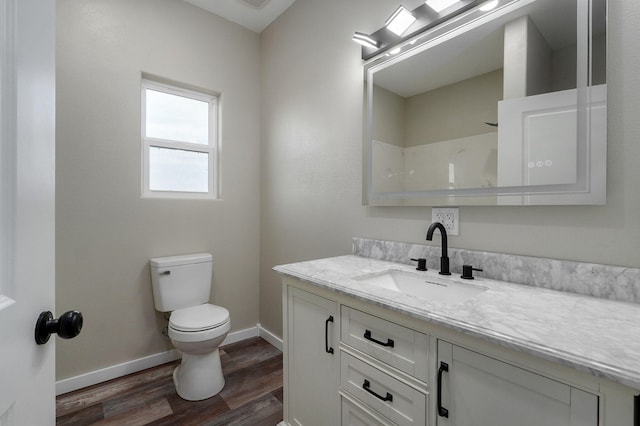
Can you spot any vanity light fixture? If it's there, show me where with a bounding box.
[385,6,416,36]
[352,32,380,49]
[355,0,479,60]
[425,0,461,13]
[478,0,499,11]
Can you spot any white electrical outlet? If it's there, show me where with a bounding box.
[432,207,459,236]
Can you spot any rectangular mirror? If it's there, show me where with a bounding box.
[363,0,607,206]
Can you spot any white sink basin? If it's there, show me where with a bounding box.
[354,269,487,304]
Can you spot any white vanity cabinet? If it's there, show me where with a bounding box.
[281,276,637,426]
[436,340,598,426]
[285,286,339,426]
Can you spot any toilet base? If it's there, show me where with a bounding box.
[173,348,225,401]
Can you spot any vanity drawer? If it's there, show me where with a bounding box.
[341,392,396,426]
[341,352,427,426]
[341,306,428,381]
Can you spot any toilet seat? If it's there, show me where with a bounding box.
[170,303,230,332]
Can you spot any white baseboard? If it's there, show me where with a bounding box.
[257,323,283,351]
[56,324,282,396]
[220,325,258,346]
[55,348,181,396]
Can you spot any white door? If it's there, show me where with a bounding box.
[0,0,56,424]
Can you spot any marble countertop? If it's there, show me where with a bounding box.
[274,255,640,391]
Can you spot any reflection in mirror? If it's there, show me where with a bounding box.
[364,0,607,206]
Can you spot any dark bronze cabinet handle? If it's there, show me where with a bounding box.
[363,379,393,402]
[325,315,334,354]
[438,361,449,418]
[364,329,394,347]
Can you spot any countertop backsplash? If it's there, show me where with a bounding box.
[353,237,640,304]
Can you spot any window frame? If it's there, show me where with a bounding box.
[141,78,219,199]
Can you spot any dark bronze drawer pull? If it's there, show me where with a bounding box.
[364,329,394,347]
[362,379,393,402]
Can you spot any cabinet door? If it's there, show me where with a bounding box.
[287,287,339,426]
[437,341,598,426]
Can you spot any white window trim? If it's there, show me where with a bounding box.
[141,78,219,199]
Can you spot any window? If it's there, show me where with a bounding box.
[142,78,218,199]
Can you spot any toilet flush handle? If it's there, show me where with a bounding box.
[160,270,171,275]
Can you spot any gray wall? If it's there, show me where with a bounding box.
[372,85,405,147]
[56,0,261,380]
[259,0,640,338]
[55,0,640,381]
[404,70,502,146]
[373,69,501,148]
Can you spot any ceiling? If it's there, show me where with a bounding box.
[183,0,297,33]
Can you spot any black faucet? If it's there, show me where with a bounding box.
[426,222,451,275]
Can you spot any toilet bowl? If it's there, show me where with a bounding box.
[150,253,230,401]
[168,303,230,400]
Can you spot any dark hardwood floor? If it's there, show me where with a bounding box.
[56,337,283,426]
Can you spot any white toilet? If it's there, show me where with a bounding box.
[150,253,230,401]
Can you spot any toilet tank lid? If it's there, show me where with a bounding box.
[150,253,212,268]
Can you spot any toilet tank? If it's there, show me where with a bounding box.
[150,253,213,312]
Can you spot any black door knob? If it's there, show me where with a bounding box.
[35,310,83,345]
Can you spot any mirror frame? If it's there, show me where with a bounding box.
[362,0,606,206]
